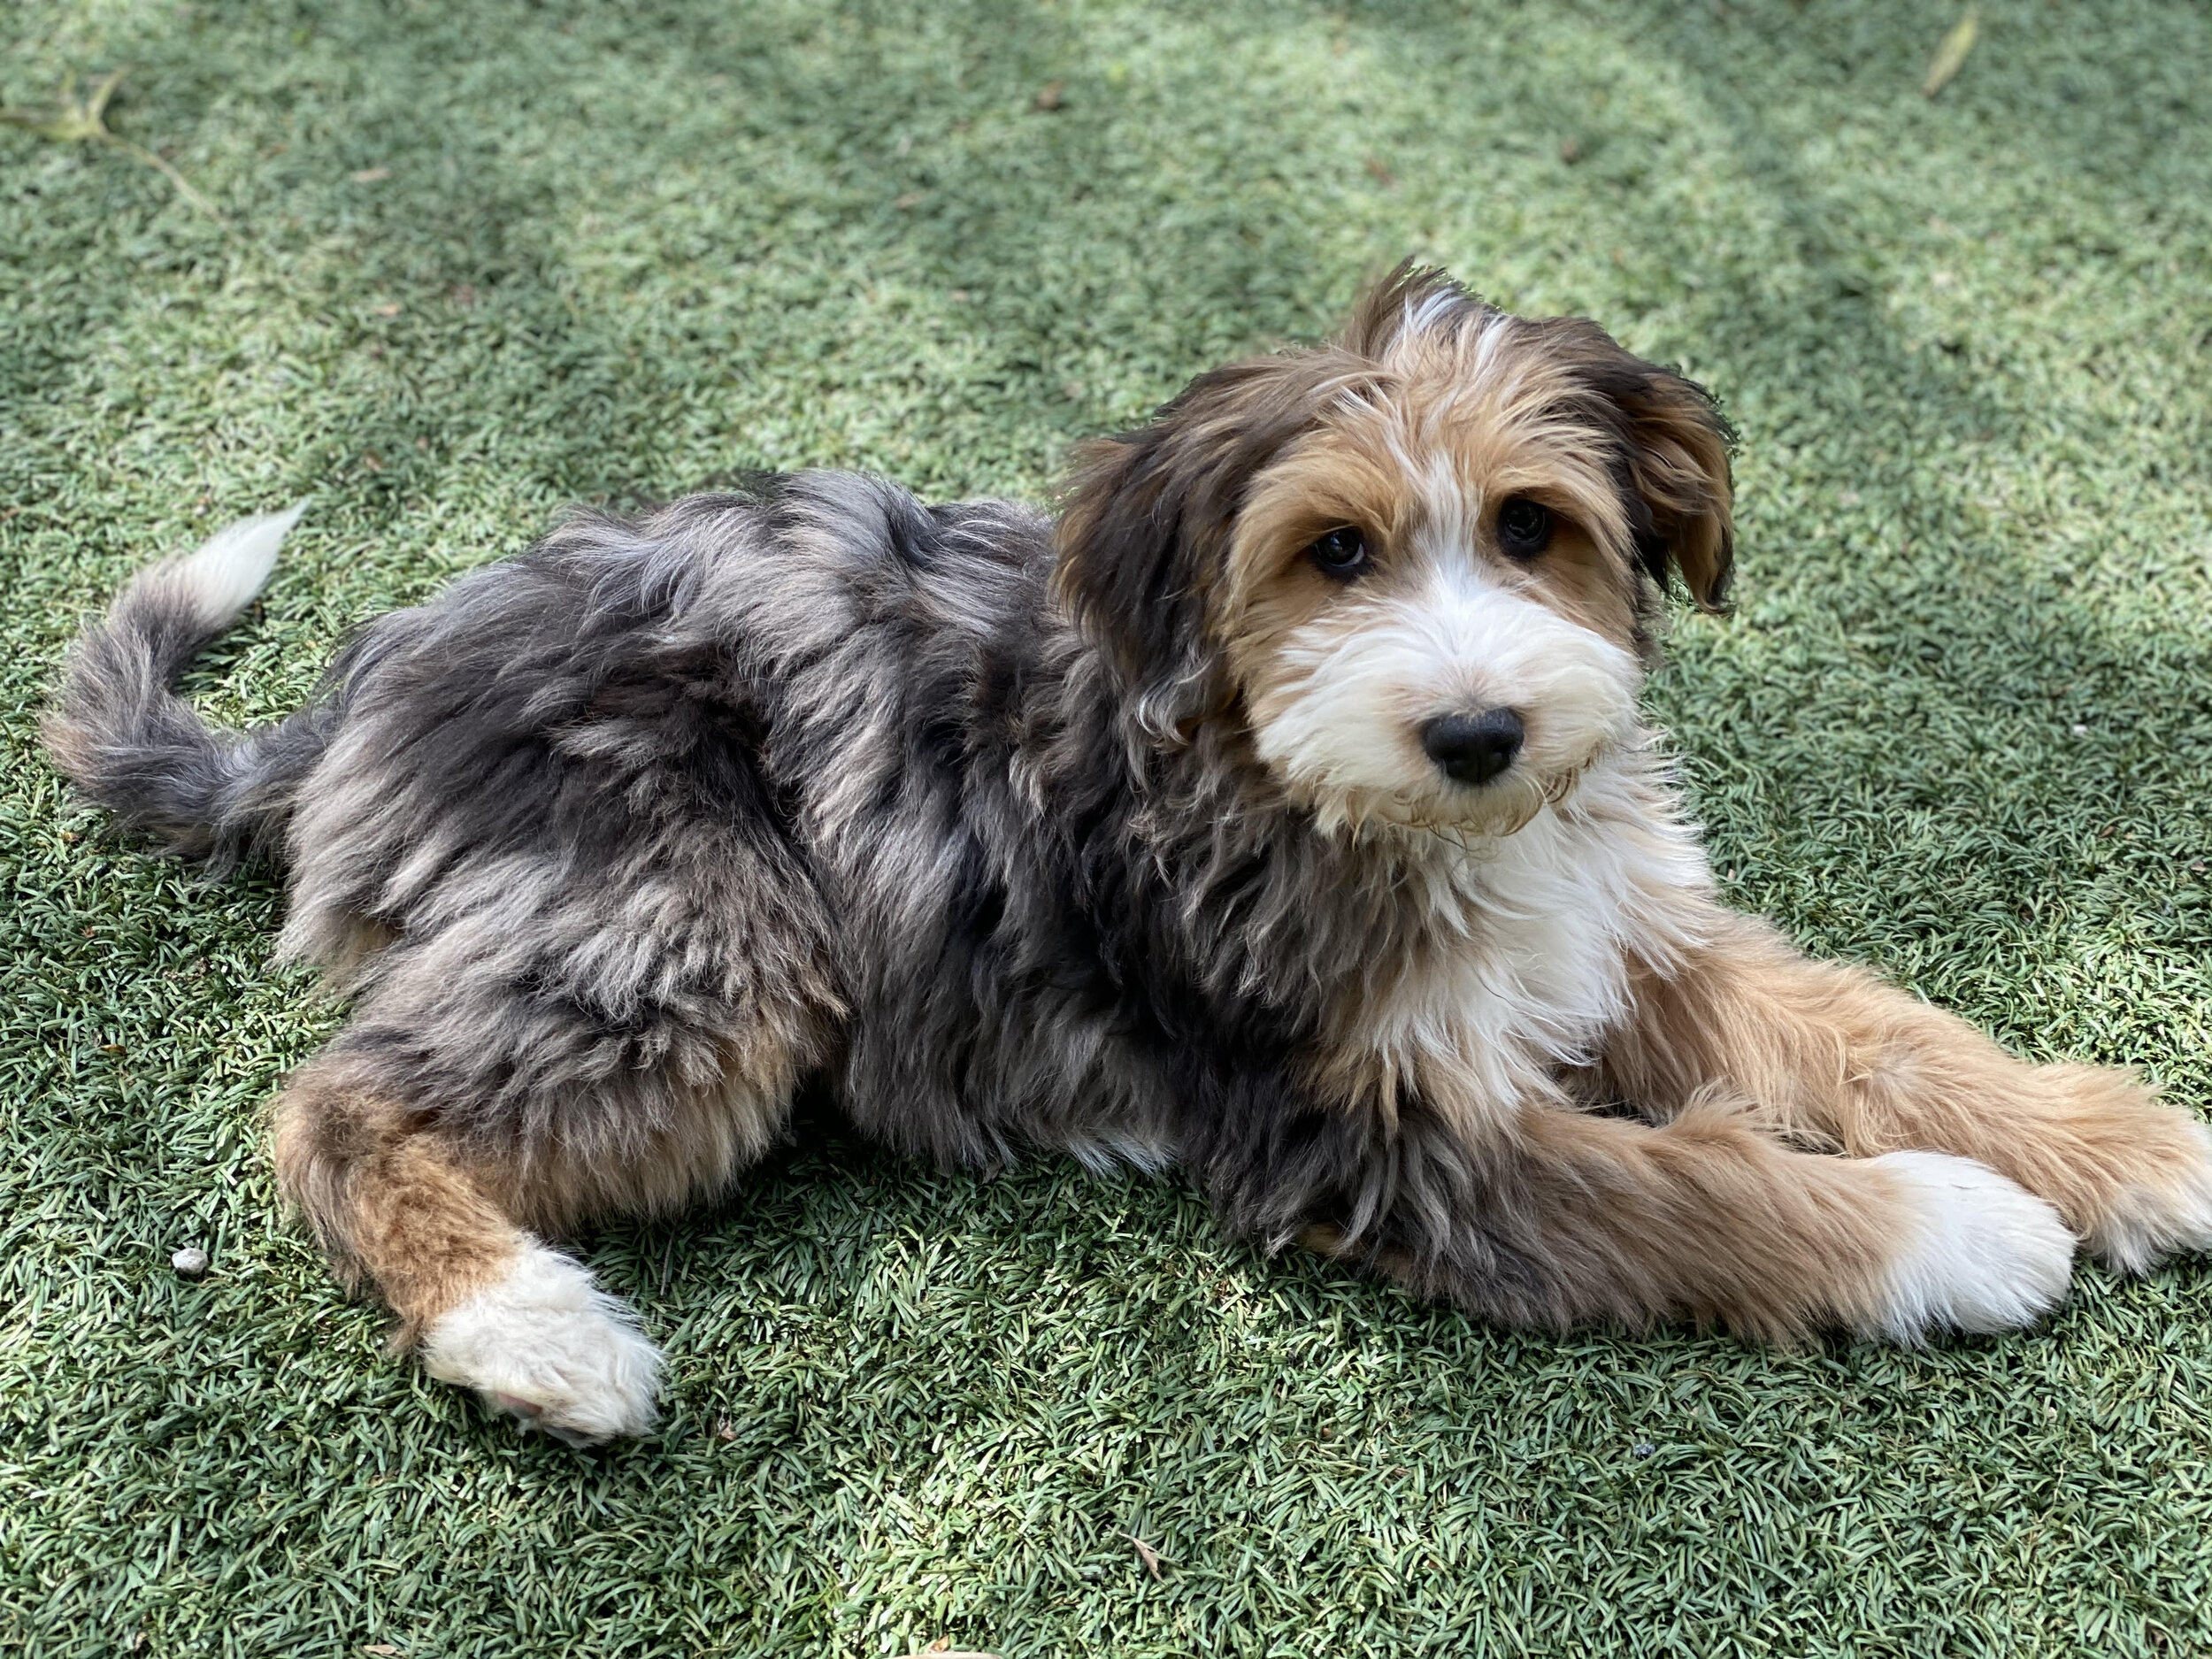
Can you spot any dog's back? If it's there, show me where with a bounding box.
[47,473,1054,965]
[45,472,1081,1176]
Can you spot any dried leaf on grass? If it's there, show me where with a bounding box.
[1922,10,1979,98]
[1126,1532,1166,1579]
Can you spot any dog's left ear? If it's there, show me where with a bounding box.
[1618,362,1735,611]
[1539,319,1737,611]
[1054,355,1333,730]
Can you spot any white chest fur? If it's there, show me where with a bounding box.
[1346,745,1713,1122]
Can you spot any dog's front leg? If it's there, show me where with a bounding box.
[1602,906,2212,1274]
[1300,1088,2074,1345]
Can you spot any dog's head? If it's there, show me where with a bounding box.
[1055,263,1732,836]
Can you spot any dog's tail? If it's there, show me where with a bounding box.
[44,505,332,868]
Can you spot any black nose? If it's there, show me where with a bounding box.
[1420,710,1525,787]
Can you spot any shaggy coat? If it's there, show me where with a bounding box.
[48,266,2212,1444]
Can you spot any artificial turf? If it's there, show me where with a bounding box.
[4,0,2211,1653]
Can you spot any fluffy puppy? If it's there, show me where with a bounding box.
[47,265,2212,1445]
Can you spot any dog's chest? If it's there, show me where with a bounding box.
[1348,791,1702,1110]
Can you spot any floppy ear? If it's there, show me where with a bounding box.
[1614,363,1735,611]
[1054,356,1336,729]
[1529,319,1737,611]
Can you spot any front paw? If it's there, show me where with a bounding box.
[1857,1151,2077,1343]
[2045,1066,2212,1274]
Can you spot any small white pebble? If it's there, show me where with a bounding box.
[171,1247,209,1279]
[2070,724,2089,736]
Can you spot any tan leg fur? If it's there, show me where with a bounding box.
[1607,908,2212,1274]
[272,1056,668,1445]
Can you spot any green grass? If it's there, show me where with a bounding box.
[4,1,2211,1654]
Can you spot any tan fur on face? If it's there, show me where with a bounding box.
[1217,311,1649,684]
[1333,273,1737,613]
[1187,283,1734,841]
[1049,265,1732,765]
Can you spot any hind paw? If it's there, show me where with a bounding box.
[419,1240,661,1446]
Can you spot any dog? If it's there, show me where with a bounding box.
[47,265,2212,1446]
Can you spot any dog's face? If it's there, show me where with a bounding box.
[1056,265,1733,836]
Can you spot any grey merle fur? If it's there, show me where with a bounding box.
[47,314,1724,1334]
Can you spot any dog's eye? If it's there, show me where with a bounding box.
[1496,497,1553,557]
[1307,526,1371,580]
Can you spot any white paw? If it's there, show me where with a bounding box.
[1859,1151,2077,1343]
[2086,1118,2212,1275]
[419,1240,662,1446]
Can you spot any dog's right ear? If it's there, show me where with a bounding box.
[1596,349,1735,612]
[1053,357,1332,733]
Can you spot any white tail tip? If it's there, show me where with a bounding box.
[173,502,307,627]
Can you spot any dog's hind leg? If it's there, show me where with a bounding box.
[1604,908,2212,1277]
[1294,1088,2076,1347]
[272,1054,667,1445]
[267,888,838,1443]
